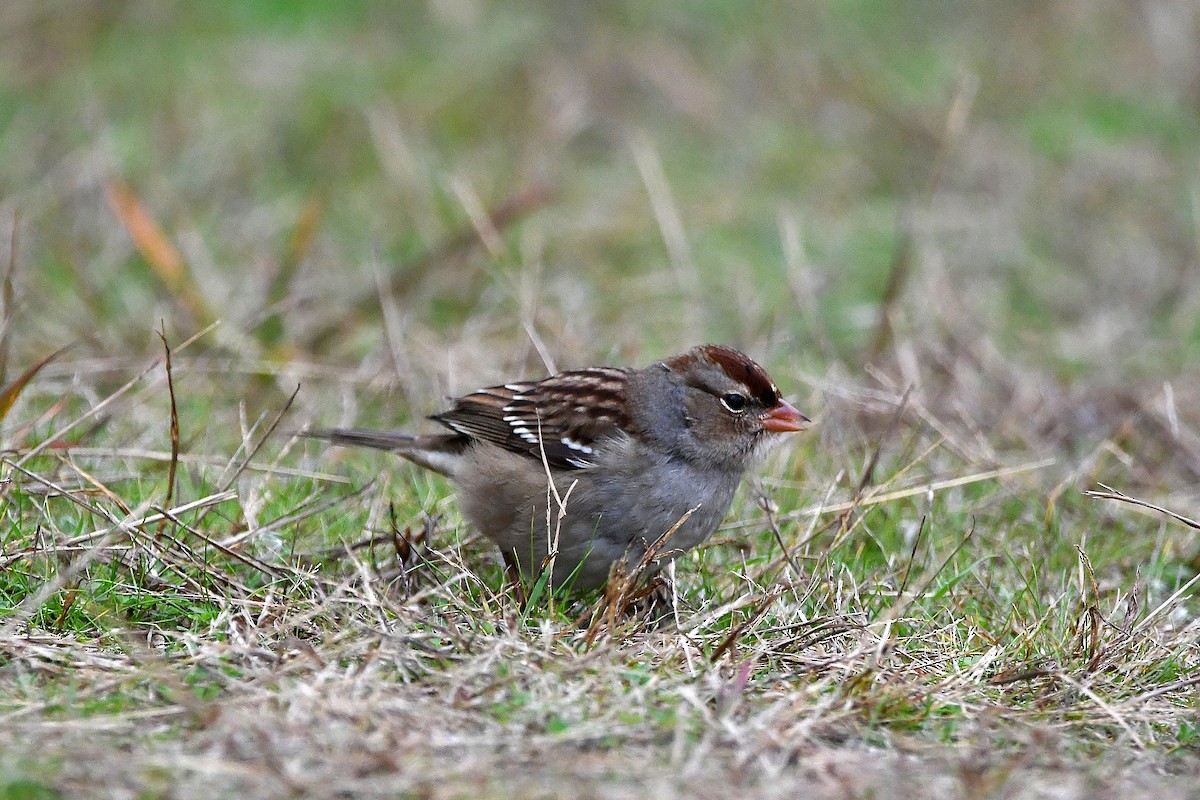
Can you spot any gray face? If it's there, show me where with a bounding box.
[677,360,778,470]
[625,350,782,472]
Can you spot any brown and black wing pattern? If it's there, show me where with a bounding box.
[431,367,632,470]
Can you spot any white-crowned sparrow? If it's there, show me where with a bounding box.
[308,344,809,591]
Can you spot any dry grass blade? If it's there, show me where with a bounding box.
[157,325,180,509]
[881,519,975,625]
[1083,483,1200,531]
[757,492,804,582]
[450,176,507,260]
[59,453,133,515]
[1074,544,1103,671]
[630,132,701,341]
[65,492,237,549]
[895,515,927,597]
[0,344,69,425]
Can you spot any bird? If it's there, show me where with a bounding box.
[306,344,809,592]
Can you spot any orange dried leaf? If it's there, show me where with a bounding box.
[105,181,186,287]
[0,346,69,424]
[105,180,211,325]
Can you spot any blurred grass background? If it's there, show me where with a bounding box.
[2,1,1199,797]
[5,0,1198,378]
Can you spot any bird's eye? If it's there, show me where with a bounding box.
[720,392,748,413]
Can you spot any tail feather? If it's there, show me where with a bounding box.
[304,427,466,477]
[304,427,419,452]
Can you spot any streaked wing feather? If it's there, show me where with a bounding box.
[432,368,631,470]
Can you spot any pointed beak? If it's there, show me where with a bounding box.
[761,398,810,433]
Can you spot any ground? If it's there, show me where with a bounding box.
[1,2,1198,798]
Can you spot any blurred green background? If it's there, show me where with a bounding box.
[4,0,1197,387]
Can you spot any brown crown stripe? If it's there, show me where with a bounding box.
[681,344,779,406]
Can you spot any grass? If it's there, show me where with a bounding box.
[1,1,1199,797]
